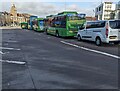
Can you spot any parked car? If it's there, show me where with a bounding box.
[77,20,120,46]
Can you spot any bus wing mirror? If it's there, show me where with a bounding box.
[79,27,84,30]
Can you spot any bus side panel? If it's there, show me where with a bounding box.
[47,27,56,35]
[57,28,66,37]
[38,20,44,32]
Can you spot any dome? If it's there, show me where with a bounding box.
[10,4,17,17]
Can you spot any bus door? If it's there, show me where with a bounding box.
[39,20,44,30]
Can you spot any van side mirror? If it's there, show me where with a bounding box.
[78,25,84,30]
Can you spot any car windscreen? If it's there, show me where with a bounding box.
[109,20,120,29]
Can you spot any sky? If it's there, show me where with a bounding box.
[0,0,119,18]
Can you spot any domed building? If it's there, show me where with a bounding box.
[10,4,17,25]
[0,4,31,27]
[10,4,31,26]
[10,4,17,17]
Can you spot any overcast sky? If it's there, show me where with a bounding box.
[0,0,119,18]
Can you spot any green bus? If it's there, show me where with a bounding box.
[32,18,44,32]
[58,11,78,15]
[21,22,28,29]
[44,15,55,33]
[46,11,86,37]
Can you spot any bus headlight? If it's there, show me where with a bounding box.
[69,31,73,33]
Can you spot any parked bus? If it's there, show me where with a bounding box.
[21,22,28,29]
[32,18,44,32]
[28,16,38,30]
[44,15,55,33]
[46,11,86,37]
[57,11,78,15]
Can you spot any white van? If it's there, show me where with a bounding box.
[77,20,120,46]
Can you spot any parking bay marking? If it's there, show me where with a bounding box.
[61,41,120,59]
[0,60,26,65]
[0,47,21,50]
[0,51,5,54]
[5,41,18,43]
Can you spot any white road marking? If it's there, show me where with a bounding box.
[0,47,21,50]
[0,60,26,65]
[61,41,120,59]
[0,51,5,54]
[5,41,18,43]
[47,37,51,39]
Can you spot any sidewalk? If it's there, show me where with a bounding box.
[0,26,21,29]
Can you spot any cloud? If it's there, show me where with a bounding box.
[1,2,96,17]
[67,4,79,10]
[14,2,63,17]
[65,4,94,16]
[1,0,119,2]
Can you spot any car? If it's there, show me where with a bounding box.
[77,20,120,46]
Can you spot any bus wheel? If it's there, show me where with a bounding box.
[95,37,101,46]
[77,35,82,41]
[56,31,59,37]
[46,29,48,35]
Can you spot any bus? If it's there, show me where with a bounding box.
[28,16,38,30]
[21,22,28,29]
[46,11,86,37]
[58,11,78,15]
[44,15,55,33]
[32,18,44,32]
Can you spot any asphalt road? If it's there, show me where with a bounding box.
[1,29,120,90]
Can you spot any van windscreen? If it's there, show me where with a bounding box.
[109,20,120,29]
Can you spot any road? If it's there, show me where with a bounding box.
[1,29,119,90]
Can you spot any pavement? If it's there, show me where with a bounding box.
[1,29,120,90]
[0,26,21,29]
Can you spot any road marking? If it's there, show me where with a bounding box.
[5,41,18,43]
[61,41,120,59]
[0,60,26,65]
[0,47,21,50]
[47,37,51,39]
[0,51,5,54]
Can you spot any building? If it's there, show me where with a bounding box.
[95,2,115,20]
[86,16,97,21]
[10,4,31,26]
[0,12,5,26]
[115,1,120,19]
[10,4,17,24]
[0,12,12,26]
[0,4,31,27]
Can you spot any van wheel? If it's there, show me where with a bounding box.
[77,35,82,41]
[96,37,101,46]
[114,42,119,45]
[56,31,59,37]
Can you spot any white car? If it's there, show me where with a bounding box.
[77,20,120,46]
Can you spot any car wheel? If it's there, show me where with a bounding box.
[77,35,82,41]
[96,37,101,46]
